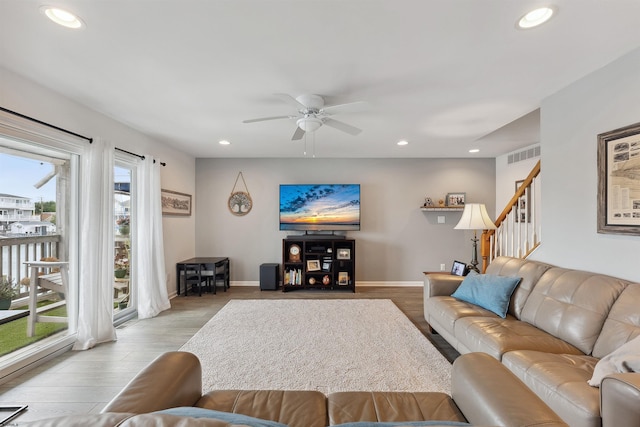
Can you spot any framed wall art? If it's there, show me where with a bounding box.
[597,121,640,235]
[515,180,531,223]
[161,189,192,216]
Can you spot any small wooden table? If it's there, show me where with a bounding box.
[176,257,229,295]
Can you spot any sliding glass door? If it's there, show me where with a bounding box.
[0,134,79,367]
[113,162,136,321]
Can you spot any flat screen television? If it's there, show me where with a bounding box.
[279,184,360,231]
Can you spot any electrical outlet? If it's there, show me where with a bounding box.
[437,215,445,224]
[440,263,446,271]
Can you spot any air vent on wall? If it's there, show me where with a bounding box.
[508,145,540,164]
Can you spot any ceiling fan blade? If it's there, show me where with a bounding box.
[242,115,293,123]
[274,93,308,110]
[322,118,362,136]
[321,101,368,115]
[292,126,305,140]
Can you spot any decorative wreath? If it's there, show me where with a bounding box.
[228,172,253,216]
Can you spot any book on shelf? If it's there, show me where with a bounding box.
[285,268,302,285]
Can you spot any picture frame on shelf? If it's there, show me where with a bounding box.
[161,189,192,216]
[336,248,351,260]
[338,271,349,285]
[597,121,640,235]
[451,260,468,276]
[307,260,321,271]
[446,192,466,207]
[515,180,531,223]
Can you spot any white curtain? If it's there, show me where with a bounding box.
[136,156,170,318]
[73,139,118,350]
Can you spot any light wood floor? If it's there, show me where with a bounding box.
[0,286,458,424]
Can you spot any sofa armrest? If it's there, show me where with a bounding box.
[101,351,202,414]
[451,353,567,427]
[424,273,464,298]
[601,373,640,427]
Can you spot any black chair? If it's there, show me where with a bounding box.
[183,263,209,296]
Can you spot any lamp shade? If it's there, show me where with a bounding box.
[454,203,497,230]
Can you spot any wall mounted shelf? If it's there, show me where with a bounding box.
[420,206,464,212]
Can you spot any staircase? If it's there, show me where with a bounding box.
[481,160,541,272]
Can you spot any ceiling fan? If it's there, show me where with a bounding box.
[242,94,366,140]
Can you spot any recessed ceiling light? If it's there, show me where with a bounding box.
[517,6,555,29]
[40,6,85,29]
[397,140,409,146]
[219,140,231,145]
[469,149,480,153]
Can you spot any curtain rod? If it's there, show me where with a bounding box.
[115,147,166,166]
[0,106,93,143]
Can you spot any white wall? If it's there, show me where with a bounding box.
[495,144,540,218]
[195,157,495,284]
[0,66,196,295]
[531,47,640,282]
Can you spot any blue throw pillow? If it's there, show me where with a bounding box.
[153,407,288,427]
[332,422,470,427]
[450,271,521,318]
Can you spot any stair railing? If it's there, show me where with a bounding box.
[481,160,541,272]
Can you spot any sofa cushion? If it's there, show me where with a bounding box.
[331,422,470,427]
[484,256,553,318]
[454,317,583,360]
[196,390,327,427]
[327,392,466,425]
[591,283,640,359]
[589,335,640,386]
[502,350,600,427]
[451,272,521,318]
[520,268,628,355]
[425,296,498,335]
[154,407,287,426]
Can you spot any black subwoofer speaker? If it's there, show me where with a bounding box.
[259,263,279,290]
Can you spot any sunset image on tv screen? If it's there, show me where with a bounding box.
[279,184,360,230]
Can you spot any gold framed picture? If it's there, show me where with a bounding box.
[338,271,349,285]
[307,260,321,271]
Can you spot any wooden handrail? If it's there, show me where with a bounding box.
[481,159,541,272]
[494,160,540,227]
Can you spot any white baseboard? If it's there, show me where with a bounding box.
[230,281,423,287]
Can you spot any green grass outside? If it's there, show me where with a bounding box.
[0,302,68,357]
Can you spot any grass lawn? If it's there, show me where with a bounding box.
[0,302,68,357]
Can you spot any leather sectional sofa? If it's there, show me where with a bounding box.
[23,350,567,426]
[424,256,640,427]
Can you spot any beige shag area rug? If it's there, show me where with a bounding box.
[179,299,451,394]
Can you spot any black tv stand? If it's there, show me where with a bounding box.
[282,237,355,292]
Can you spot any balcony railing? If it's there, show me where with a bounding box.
[0,234,61,301]
[0,214,40,222]
[481,160,541,272]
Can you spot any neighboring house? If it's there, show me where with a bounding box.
[8,220,56,235]
[0,193,39,231]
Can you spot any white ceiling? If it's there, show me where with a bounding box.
[1,1,640,159]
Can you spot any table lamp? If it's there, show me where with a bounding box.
[454,203,496,273]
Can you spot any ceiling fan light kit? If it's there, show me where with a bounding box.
[243,93,364,141]
[296,116,322,133]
